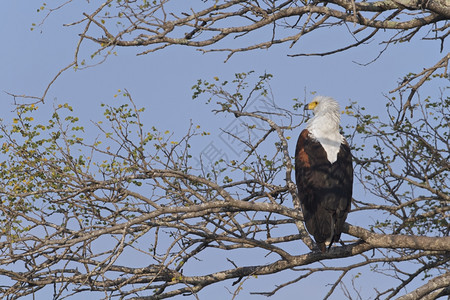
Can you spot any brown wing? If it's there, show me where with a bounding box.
[332,140,353,243]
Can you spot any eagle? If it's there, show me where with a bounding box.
[295,96,353,252]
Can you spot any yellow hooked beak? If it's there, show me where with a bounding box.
[304,101,318,110]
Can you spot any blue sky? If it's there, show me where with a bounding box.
[1,1,447,299]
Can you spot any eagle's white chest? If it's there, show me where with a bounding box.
[306,104,345,164]
[309,128,343,164]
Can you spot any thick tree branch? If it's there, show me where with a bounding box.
[396,272,450,300]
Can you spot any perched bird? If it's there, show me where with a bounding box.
[295,96,353,252]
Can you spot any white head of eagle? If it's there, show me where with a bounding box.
[295,96,353,252]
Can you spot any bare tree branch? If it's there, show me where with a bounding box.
[15,0,449,102]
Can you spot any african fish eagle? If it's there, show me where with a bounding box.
[295,96,353,252]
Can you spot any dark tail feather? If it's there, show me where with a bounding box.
[327,234,344,251]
